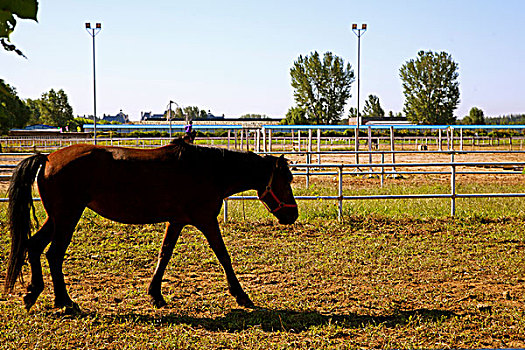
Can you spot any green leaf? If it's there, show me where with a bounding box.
[0,9,16,38]
[0,0,38,20]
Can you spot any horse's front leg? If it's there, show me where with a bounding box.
[196,219,254,308]
[148,222,184,307]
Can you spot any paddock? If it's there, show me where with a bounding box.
[0,131,524,348]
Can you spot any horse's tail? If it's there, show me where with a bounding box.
[4,153,47,293]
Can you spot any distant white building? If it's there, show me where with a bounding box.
[103,110,130,124]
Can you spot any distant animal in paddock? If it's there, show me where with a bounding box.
[5,138,298,311]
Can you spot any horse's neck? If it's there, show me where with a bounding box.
[222,152,269,198]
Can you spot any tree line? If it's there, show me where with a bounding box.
[283,49,525,126]
[282,50,467,125]
[0,80,78,133]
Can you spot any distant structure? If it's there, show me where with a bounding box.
[140,111,166,121]
[348,116,411,126]
[203,111,225,121]
[103,110,130,124]
[140,110,225,122]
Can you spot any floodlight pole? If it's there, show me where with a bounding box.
[85,22,101,144]
[352,23,367,165]
[167,100,179,138]
[352,23,367,127]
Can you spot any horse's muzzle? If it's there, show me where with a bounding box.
[278,210,298,225]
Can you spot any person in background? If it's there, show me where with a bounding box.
[183,120,196,144]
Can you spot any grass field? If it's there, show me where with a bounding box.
[1,179,525,349]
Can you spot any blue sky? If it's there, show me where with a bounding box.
[2,0,524,121]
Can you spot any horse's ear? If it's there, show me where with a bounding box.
[278,154,287,168]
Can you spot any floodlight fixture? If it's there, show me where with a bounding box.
[351,23,368,128]
[85,22,102,144]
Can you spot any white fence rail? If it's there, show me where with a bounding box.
[2,150,524,221]
[223,157,525,221]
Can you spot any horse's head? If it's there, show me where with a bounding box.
[258,155,298,225]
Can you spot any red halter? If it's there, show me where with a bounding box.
[258,160,297,214]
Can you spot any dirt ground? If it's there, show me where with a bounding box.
[1,217,524,348]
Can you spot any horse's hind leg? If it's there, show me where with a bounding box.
[148,222,184,307]
[45,209,83,309]
[23,219,53,310]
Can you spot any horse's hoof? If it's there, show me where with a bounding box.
[55,299,79,310]
[150,296,167,308]
[23,294,36,311]
[62,302,81,315]
[236,294,255,309]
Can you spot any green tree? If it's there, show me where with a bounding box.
[173,107,185,120]
[290,51,354,124]
[399,50,460,125]
[462,107,485,125]
[38,89,74,128]
[0,79,31,133]
[25,97,41,124]
[280,106,309,125]
[183,106,201,121]
[348,107,358,119]
[0,0,38,57]
[362,94,385,117]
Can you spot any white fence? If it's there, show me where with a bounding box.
[2,148,522,221]
[224,151,525,221]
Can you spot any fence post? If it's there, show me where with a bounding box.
[390,126,396,174]
[317,128,321,165]
[306,153,310,188]
[239,130,243,149]
[460,128,463,151]
[380,153,385,188]
[450,126,454,151]
[338,165,343,222]
[308,129,312,154]
[355,126,360,166]
[256,129,261,152]
[223,199,228,223]
[368,126,372,165]
[262,128,266,152]
[268,129,272,152]
[450,152,456,216]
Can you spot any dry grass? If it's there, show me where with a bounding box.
[1,209,524,348]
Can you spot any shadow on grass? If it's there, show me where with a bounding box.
[63,307,458,333]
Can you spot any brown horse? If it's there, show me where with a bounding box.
[4,138,298,311]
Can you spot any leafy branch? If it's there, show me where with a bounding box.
[0,0,39,57]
